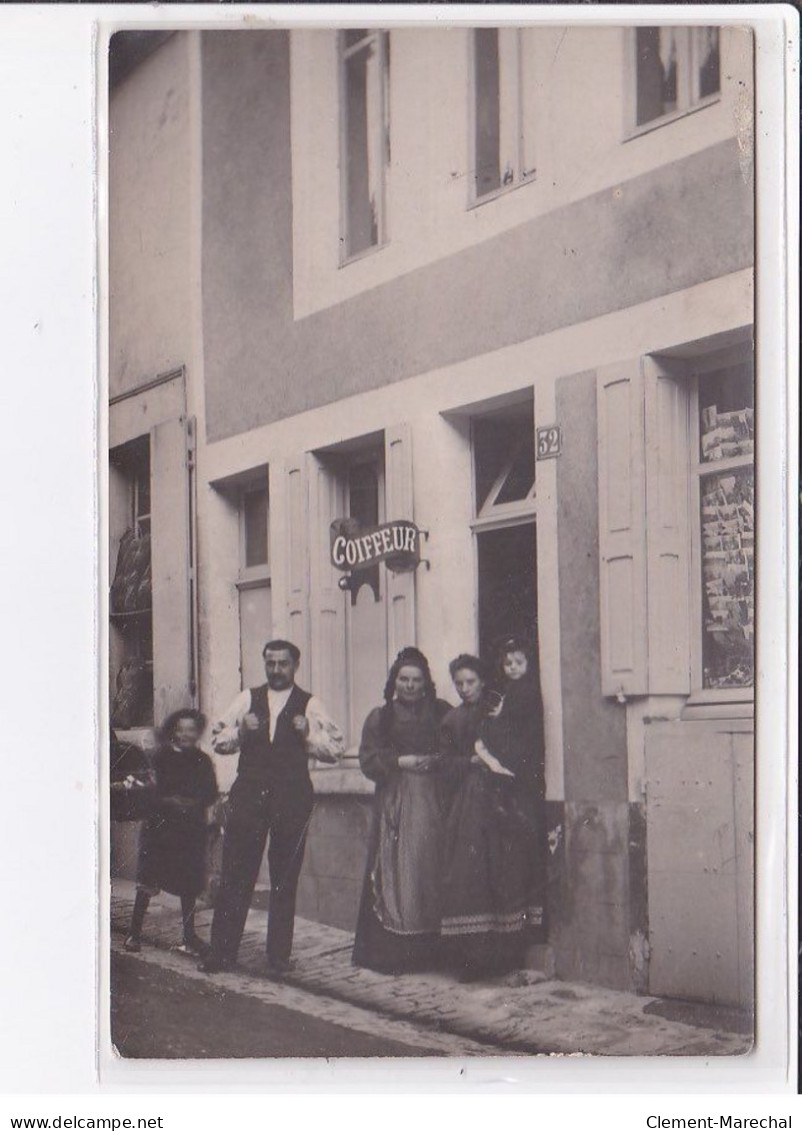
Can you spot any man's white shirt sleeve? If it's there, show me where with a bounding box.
[211,689,251,755]
[305,697,346,763]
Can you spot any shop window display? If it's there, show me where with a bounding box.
[695,361,754,691]
[110,437,154,728]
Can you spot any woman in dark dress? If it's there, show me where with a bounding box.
[352,647,452,973]
[124,709,218,956]
[440,641,547,981]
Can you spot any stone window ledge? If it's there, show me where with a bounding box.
[310,764,375,796]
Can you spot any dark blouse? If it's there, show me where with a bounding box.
[358,698,452,783]
[150,745,218,825]
[481,675,546,797]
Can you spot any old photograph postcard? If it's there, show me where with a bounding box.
[106,15,758,1062]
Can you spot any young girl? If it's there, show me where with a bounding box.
[125,709,218,956]
[478,636,546,797]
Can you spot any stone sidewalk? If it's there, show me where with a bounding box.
[110,880,752,1057]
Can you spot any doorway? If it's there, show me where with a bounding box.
[476,522,537,659]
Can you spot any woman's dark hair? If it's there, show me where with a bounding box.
[380,646,437,741]
[160,708,207,743]
[448,653,488,682]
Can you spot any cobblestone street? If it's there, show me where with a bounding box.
[110,881,752,1059]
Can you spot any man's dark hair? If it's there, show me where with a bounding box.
[262,639,301,663]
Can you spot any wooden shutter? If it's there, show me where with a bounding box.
[308,452,348,729]
[150,415,196,720]
[643,357,692,694]
[384,422,417,657]
[284,453,311,686]
[596,360,648,697]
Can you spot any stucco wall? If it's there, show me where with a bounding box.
[109,33,194,396]
[296,797,373,932]
[552,370,633,989]
[556,371,628,801]
[200,29,753,442]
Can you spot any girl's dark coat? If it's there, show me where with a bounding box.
[136,745,218,898]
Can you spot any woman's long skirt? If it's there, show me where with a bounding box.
[440,769,546,976]
[352,772,442,973]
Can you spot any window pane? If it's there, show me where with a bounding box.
[699,467,754,690]
[474,406,535,512]
[474,28,501,197]
[695,27,720,99]
[699,362,754,464]
[244,487,268,568]
[135,462,150,519]
[344,38,383,257]
[495,431,536,505]
[635,27,679,125]
[348,460,381,603]
[344,29,369,49]
[349,460,380,528]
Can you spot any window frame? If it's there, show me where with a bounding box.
[470,402,537,534]
[467,27,536,210]
[109,435,155,730]
[623,25,722,142]
[338,28,390,267]
[686,347,754,708]
[238,479,271,589]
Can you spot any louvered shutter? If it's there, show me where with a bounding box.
[308,452,348,731]
[284,453,311,687]
[596,361,648,697]
[643,357,692,694]
[150,415,196,719]
[384,422,417,658]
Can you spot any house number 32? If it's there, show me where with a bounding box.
[536,425,562,460]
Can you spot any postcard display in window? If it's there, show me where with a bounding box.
[697,366,754,691]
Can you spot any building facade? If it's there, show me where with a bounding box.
[108,25,754,1007]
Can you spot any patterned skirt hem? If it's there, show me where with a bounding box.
[441,906,543,936]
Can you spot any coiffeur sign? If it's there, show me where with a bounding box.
[330,518,421,575]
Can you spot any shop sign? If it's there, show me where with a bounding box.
[536,424,562,460]
[330,518,421,575]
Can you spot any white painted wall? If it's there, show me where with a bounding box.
[109,33,194,396]
[290,26,752,319]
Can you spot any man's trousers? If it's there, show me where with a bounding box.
[209,778,313,965]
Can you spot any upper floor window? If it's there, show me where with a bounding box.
[472,28,535,203]
[634,26,720,129]
[340,29,390,263]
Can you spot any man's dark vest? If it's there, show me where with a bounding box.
[237,683,314,796]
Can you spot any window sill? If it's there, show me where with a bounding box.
[338,239,388,270]
[113,726,157,748]
[680,696,754,724]
[623,94,721,143]
[468,173,536,212]
[236,570,271,590]
[310,761,375,796]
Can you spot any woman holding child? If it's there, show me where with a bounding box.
[439,637,547,981]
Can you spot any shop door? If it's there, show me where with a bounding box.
[476,522,537,660]
[345,456,389,745]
